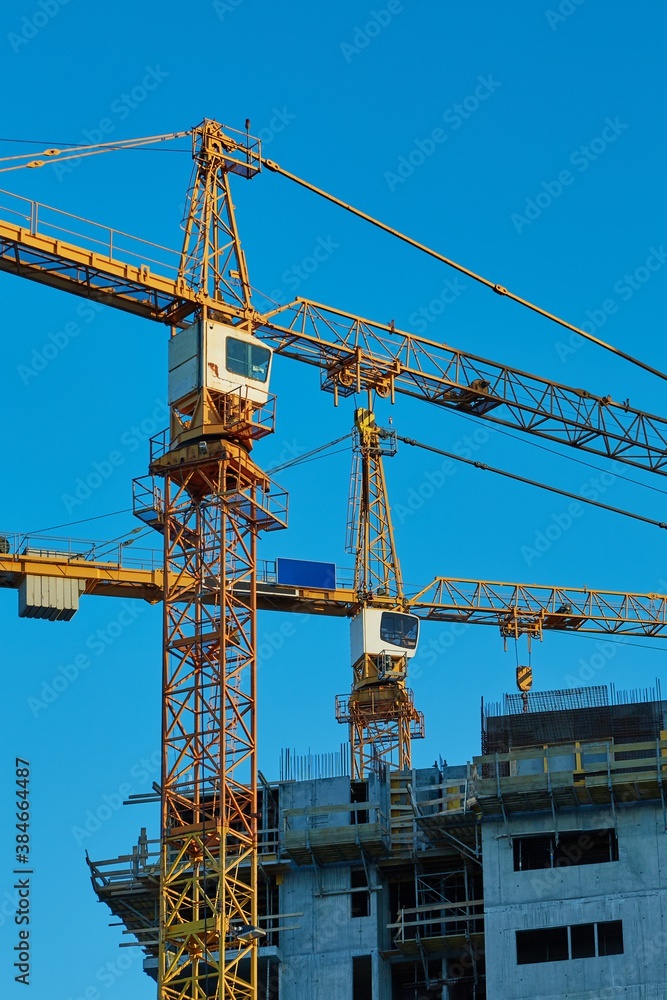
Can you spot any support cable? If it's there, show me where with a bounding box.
[455,411,667,498]
[264,157,667,384]
[267,433,352,474]
[0,130,191,172]
[397,434,667,531]
[24,508,134,535]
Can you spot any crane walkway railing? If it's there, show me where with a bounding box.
[0,530,162,572]
[389,899,485,945]
[0,187,182,278]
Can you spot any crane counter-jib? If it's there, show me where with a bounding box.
[3,547,667,637]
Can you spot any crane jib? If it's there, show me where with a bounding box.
[0,196,665,475]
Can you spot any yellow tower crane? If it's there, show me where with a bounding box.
[3,118,667,1000]
[136,123,288,1000]
[336,405,424,777]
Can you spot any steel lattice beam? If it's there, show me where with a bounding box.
[0,199,666,476]
[158,450,281,1000]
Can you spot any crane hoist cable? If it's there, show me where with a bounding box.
[263,157,667,385]
[397,434,667,531]
[23,438,351,535]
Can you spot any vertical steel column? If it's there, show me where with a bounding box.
[342,408,424,779]
[152,439,287,1000]
[156,119,269,999]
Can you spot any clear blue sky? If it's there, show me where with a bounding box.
[1,2,667,997]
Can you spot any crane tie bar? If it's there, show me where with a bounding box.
[397,435,667,532]
[263,157,667,385]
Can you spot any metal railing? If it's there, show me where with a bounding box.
[0,531,161,572]
[411,778,472,817]
[0,186,181,278]
[89,822,283,892]
[471,737,667,788]
[257,559,354,590]
[0,528,356,590]
[282,798,386,834]
[390,899,484,944]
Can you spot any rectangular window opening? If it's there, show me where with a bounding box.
[225,337,271,383]
[517,921,624,965]
[514,829,618,872]
[570,922,596,959]
[513,834,552,871]
[516,927,568,965]
[597,920,624,956]
[351,867,370,918]
[353,955,372,1000]
[350,780,369,825]
[380,611,419,649]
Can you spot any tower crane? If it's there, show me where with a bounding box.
[335,405,424,778]
[2,119,667,1000]
[4,534,667,639]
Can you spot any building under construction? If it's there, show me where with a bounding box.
[85,681,667,999]
[2,121,667,999]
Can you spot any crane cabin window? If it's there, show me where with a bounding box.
[226,337,271,383]
[380,612,419,650]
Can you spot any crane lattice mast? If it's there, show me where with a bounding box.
[147,120,286,1000]
[337,406,423,777]
[2,120,667,999]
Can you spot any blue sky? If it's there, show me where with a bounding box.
[1,1,667,997]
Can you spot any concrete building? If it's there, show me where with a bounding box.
[89,684,667,998]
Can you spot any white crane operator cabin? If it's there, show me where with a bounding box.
[168,319,273,407]
[350,608,420,665]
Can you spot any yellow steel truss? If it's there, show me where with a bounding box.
[4,545,667,639]
[341,407,423,777]
[2,119,667,1000]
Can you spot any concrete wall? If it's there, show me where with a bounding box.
[278,775,387,998]
[279,864,384,998]
[484,803,667,998]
